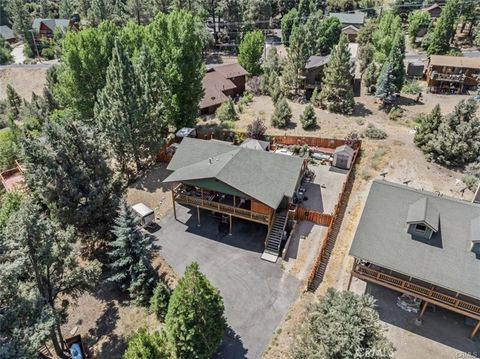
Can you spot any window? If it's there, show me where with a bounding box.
[415,223,427,233]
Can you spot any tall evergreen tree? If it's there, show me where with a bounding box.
[280,8,299,46]
[95,40,159,174]
[109,199,156,305]
[0,202,101,358]
[282,24,309,94]
[300,104,317,129]
[427,0,459,55]
[145,11,204,130]
[271,96,292,128]
[319,34,354,114]
[22,113,121,242]
[388,32,405,92]
[6,0,34,52]
[291,289,394,359]
[165,262,226,359]
[375,61,397,105]
[298,0,316,18]
[6,84,22,120]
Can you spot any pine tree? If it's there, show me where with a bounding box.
[1,202,101,358]
[310,87,320,107]
[414,104,443,151]
[427,0,459,55]
[123,329,170,359]
[375,61,397,105]
[22,114,121,243]
[319,34,354,114]
[95,40,154,175]
[282,25,309,95]
[165,262,226,359]
[109,199,156,305]
[300,104,317,129]
[389,32,405,92]
[216,98,239,122]
[291,289,395,359]
[6,84,22,120]
[149,282,171,321]
[271,96,292,129]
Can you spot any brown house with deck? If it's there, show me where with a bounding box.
[200,63,247,114]
[349,180,480,338]
[425,55,480,94]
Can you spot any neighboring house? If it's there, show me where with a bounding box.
[423,3,442,18]
[200,63,247,114]
[328,11,366,42]
[163,137,306,259]
[0,25,15,43]
[349,180,480,338]
[302,55,331,93]
[32,18,77,38]
[425,55,480,94]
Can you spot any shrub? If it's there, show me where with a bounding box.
[246,118,267,139]
[123,329,170,359]
[216,99,238,122]
[388,107,403,121]
[220,120,236,130]
[355,118,365,126]
[310,88,321,107]
[402,80,422,95]
[344,131,360,147]
[41,47,56,60]
[463,162,480,191]
[271,97,292,129]
[149,282,171,322]
[363,124,387,140]
[300,104,317,130]
[23,45,34,59]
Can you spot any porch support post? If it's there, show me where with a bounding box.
[418,300,429,319]
[347,271,353,291]
[172,185,177,220]
[201,188,204,206]
[197,206,201,226]
[471,320,480,339]
[229,215,232,235]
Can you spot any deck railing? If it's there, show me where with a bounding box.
[353,263,480,319]
[174,193,270,225]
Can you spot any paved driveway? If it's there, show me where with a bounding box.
[153,204,300,359]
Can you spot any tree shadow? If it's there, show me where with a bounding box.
[129,163,171,193]
[352,102,373,117]
[394,95,422,107]
[303,124,321,132]
[214,326,248,359]
[205,53,224,65]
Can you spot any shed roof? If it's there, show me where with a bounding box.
[240,138,269,151]
[164,138,304,209]
[0,25,15,41]
[349,180,480,300]
[429,55,480,70]
[328,12,365,25]
[335,144,354,156]
[305,55,330,70]
[210,63,248,78]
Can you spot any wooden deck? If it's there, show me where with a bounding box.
[351,261,480,320]
[0,161,25,192]
[174,192,271,225]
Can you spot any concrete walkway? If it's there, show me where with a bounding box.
[153,205,300,359]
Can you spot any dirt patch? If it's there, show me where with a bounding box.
[0,67,48,101]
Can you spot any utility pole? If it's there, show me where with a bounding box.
[30,30,40,59]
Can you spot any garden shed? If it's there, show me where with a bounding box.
[333,145,354,169]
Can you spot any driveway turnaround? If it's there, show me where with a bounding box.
[154,204,300,359]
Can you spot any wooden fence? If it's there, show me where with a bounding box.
[305,148,360,291]
[295,208,332,226]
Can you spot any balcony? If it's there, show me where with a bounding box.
[431,71,466,83]
[352,261,480,320]
[173,185,271,225]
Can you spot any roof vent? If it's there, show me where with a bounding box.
[208,157,213,164]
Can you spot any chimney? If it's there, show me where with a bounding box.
[473,184,480,204]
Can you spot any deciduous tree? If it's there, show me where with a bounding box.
[238,30,265,75]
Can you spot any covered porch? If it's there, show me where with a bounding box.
[171,183,274,234]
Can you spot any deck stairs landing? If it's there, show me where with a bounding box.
[261,212,288,263]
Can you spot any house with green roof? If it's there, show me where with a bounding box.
[163,138,306,260]
[348,179,480,337]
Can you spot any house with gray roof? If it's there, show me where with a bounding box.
[32,18,76,38]
[0,25,15,43]
[349,179,480,337]
[163,137,306,259]
[328,11,366,42]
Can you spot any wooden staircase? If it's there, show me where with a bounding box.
[261,212,288,262]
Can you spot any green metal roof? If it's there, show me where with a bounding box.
[164,138,304,209]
